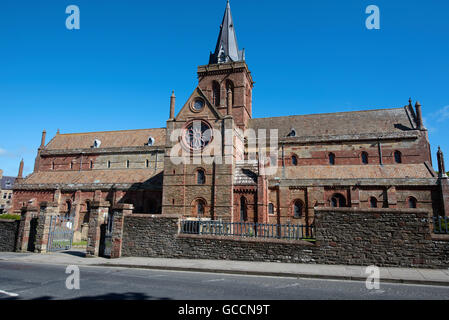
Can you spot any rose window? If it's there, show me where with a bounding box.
[183,120,212,151]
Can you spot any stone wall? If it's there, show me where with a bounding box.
[121,208,449,269]
[0,219,20,252]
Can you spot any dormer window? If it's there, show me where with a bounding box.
[287,129,297,137]
[93,139,101,148]
[148,136,155,146]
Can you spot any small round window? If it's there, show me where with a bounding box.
[192,99,205,111]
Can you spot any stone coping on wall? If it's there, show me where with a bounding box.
[177,233,315,246]
[125,213,179,218]
[431,234,449,241]
[314,207,431,216]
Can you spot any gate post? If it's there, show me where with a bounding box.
[16,205,38,252]
[110,203,133,259]
[35,201,59,253]
[86,201,110,257]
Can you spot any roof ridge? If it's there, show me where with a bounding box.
[57,128,166,136]
[250,107,404,121]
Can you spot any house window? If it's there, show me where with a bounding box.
[408,197,417,208]
[90,160,93,169]
[394,151,402,164]
[70,161,74,170]
[293,200,303,218]
[240,196,248,222]
[369,197,378,208]
[2,194,6,200]
[126,160,130,168]
[361,152,369,165]
[52,161,55,170]
[331,193,346,207]
[329,153,336,165]
[146,159,150,168]
[107,160,111,168]
[291,155,298,166]
[268,203,275,215]
[8,193,12,199]
[197,169,206,185]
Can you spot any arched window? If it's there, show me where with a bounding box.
[291,155,298,166]
[369,197,378,208]
[83,201,91,223]
[331,193,346,208]
[107,160,111,169]
[52,161,55,170]
[197,169,206,185]
[212,81,221,107]
[293,200,303,218]
[361,152,369,165]
[70,161,74,170]
[394,151,402,164]
[196,199,206,217]
[329,153,336,165]
[240,196,247,222]
[66,200,72,217]
[268,203,275,215]
[126,160,130,168]
[90,160,93,169]
[408,197,417,208]
[226,80,234,105]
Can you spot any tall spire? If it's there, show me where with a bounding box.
[209,1,245,64]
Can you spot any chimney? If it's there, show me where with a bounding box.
[169,91,176,120]
[415,101,424,129]
[18,159,24,179]
[40,130,47,148]
[227,88,233,116]
[437,147,447,178]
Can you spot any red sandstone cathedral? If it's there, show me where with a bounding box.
[12,1,449,242]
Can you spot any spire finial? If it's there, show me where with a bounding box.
[209,0,244,64]
[409,98,412,106]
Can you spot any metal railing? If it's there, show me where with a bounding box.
[180,220,315,240]
[433,216,449,234]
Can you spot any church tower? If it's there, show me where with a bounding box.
[197,0,254,129]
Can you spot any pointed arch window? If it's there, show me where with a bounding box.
[291,155,298,166]
[408,197,417,208]
[226,80,234,105]
[197,169,206,185]
[361,152,369,165]
[329,153,336,165]
[394,151,402,164]
[212,81,221,107]
[369,197,378,208]
[293,200,303,218]
[240,196,248,222]
[196,199,206,217]
[268,203,275,215]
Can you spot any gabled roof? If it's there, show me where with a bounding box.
[44,128,166,150]
[249,107,417,139]
[209,0,245,64]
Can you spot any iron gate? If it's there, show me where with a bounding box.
[48,215,74,252]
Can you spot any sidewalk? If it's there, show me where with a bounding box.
[1,250,448,287]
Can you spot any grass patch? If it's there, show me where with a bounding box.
[0,214,21,221]
[72,241,87,246]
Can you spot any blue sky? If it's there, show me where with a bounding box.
[0,0,448,176]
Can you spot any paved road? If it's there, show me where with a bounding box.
[0,261,448,300]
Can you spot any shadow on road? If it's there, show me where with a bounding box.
[2,292,172,301]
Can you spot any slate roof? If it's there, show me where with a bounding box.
[249,107,416,139]
[277,164,434,180]
[17,169,163,186]
[0,176,16,190]
[234,161,258,185]
[45,128,166,150]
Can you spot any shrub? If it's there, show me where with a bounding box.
[0,214,21,221]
